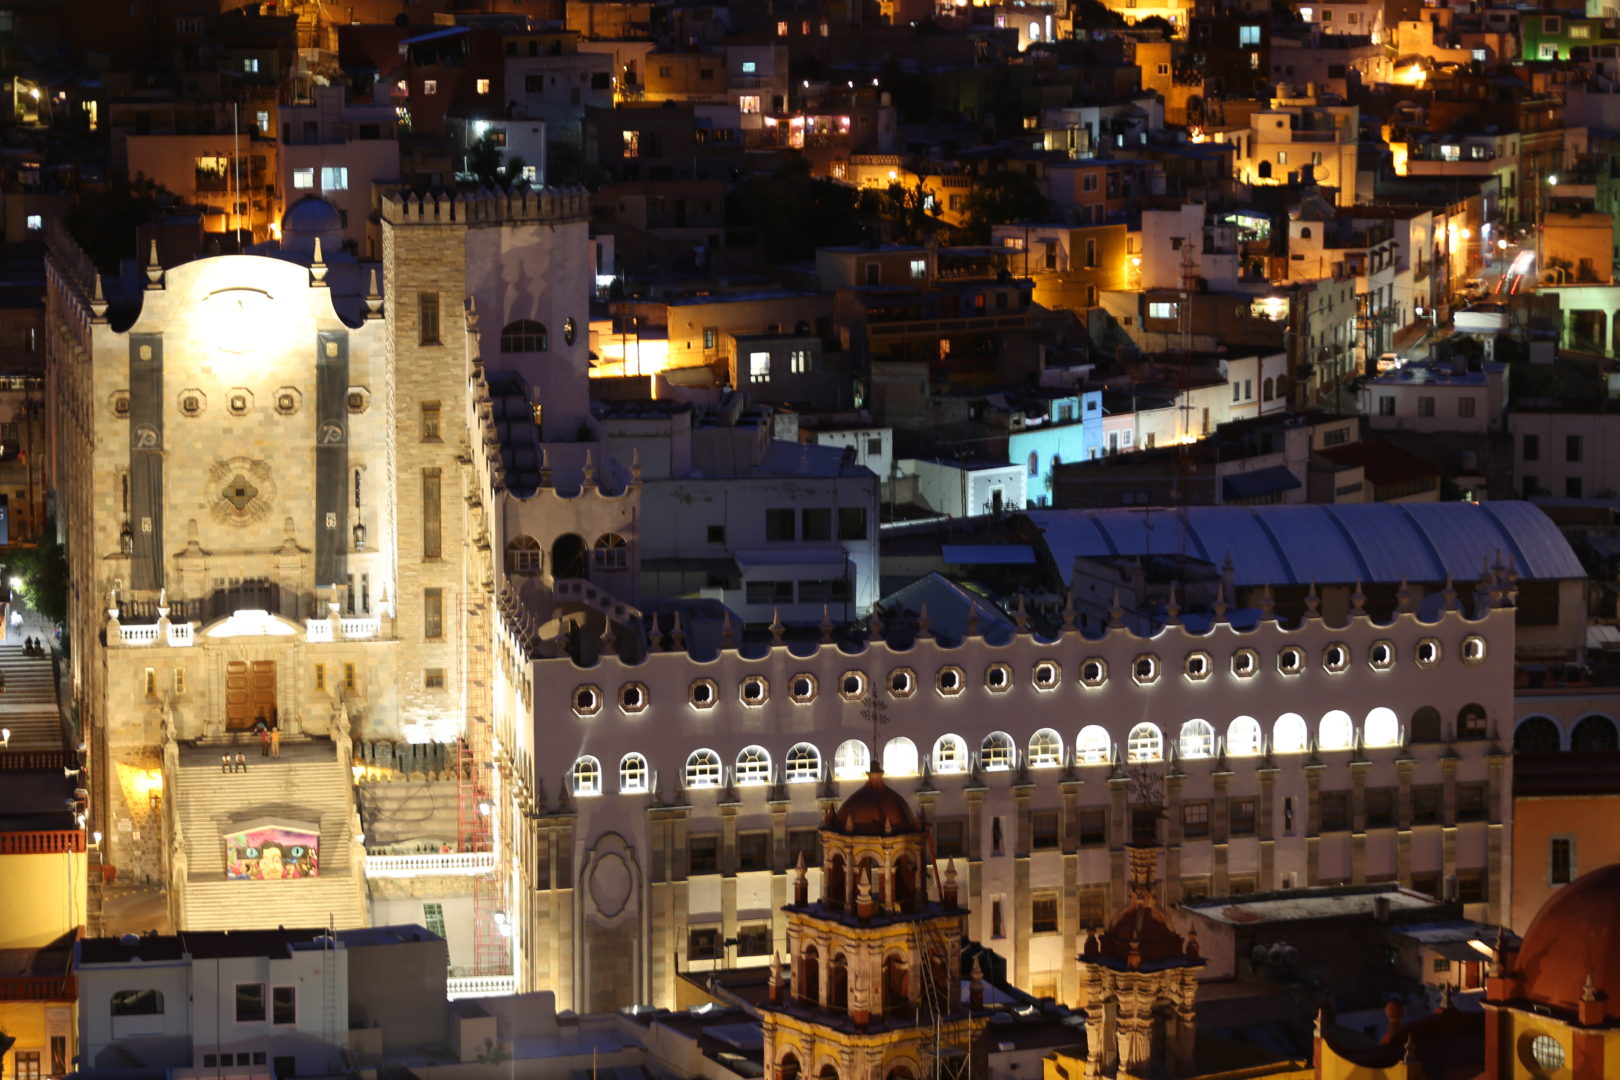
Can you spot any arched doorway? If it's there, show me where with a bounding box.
[824,854,846,911]
[883,954,909,1016]
[551,533,587,579]
[1572,715,1619,751]
[780,1054,802,1080]
[799,945,819,1005]
[828,955,849,1010]
[1514,716,1561,752]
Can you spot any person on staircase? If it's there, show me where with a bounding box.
[258,718,271,757]
[270,725,281,758]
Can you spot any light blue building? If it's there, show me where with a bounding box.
[1008,390,1104,507]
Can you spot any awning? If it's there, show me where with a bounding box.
[941,543,1037,565]
[1222,465,1302,502]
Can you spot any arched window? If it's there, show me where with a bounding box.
[786,742,821,782]
[1179,719,1215,759]
[883,737,920,777]
[1262,377,1274,401]
[591,533,629,571]
[1411,706,1442,743]
[1457,703,1488,741]
[1227,716,1262,757]
[551,533,588,580]
[1127,723,1162,763]
[619,753,648,793]
[572,755,602,796]
[1258,160,1273,180]
[1076,725,1111,765]
[932,734,966,773]
[500,319,549,352]
[736,745,771,785]
[834,739,870,780]
[1300,226,1312,239]
[1364,707,1400,748]
[1319,710,1354,751]
[780,1054,802,1080]
[1515,716,1561,753]
[1274,713,1308,754]
[980,731,1015,771]
[110,989,164,1016]
[884,953,911,1014]
[1572,715,1619,751]
[506,535,541,573]
[1028,728,1064,768]
[685,748,721,788]
[828,955,849,1010]
[800,945,820,1004]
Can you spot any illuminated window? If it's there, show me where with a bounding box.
[1239,24,1260,45]
[980,731,1015,771]
[1028,729,1063,768]
[320,166,348,190]
[622,130,640,157]
[1227,716,1262,756]
[572,756,602,796]
[1076,725,1111,764]
[736,745,771,785]
[1531,1035,1565,1072]
[1127,723,1163,763]
[739,95,761,114]
[423,80,438,95]
[1148,301,1179,320]
[1274,713,1308,753]
[1179,720,1214,759]
[476,78,491,94]
[834,739,870,779]
[749,351,770,383]
[786,743,820,781]
[685,749,721,788]
[620,753,648,792]
[932,734,967,773]
[292,167,315,190]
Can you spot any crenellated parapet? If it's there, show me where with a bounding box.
[380,183,591,228]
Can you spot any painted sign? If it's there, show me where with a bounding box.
[224,825,319,880]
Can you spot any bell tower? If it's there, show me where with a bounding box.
[1078,845,1203,1078]
[761,769,988,1080]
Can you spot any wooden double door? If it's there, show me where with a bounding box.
[225,660,277,730]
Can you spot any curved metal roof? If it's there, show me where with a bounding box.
[1029,501,1584,587]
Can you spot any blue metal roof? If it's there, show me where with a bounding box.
[1029,501,1584,587]
[1221,466,1302,502]
[941,544,1037,565]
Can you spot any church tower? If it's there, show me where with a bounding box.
[1078,845,1203,1078]
[761,769,987,1080]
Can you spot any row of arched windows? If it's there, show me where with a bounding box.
[567,705,1475,795]
[506,533,629,574]
[1513,714,1619,753]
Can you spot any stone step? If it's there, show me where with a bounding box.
[173,758,357,878]
[180,873,366,932]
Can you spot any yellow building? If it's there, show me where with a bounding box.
[0,774,86,1080]
[759,768,989,1080]
[1315,861,1620,1078]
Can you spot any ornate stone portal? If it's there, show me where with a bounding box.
[1079,845,1203,1079]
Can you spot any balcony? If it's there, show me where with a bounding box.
[447,975,517,1000]
[364,851,498,878]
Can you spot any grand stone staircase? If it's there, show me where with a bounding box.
[171,740,366,931]
[0,640,63,751]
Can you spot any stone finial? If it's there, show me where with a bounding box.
[466,293,480,334]
[1304,581,1319,618]
[582,448,598,490]
[794,850,808,905]
[916,601,933,641]
[768,949,783,1003]
[819,604,834,644]
[1583,973,1598,1003]
[670,610,686,651]
[856,866,875,919]
[90,274,109,322]
[1061,586,1077,632]
[310,237,329,286]
[867,604,883,642]
[1396,576,1413,614]
[364,269,383,319]
[969,956,985,1008]
[1212,580,1228,623]
[1013,593,1029,634]
[1259,583,1276,620]
[145,238,163,289]
[1441,573,1458,612]
[1108,587,1125,629]
[1351,579,1367,615]
[1164,581,1181,626]
[965,600,980,638]
[942,858,959,910]
[647,617,664,652]
[630,447,643,484]
[769,608,785,646]
[720,609,735,650]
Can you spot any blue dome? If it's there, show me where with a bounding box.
[282,196,344,238]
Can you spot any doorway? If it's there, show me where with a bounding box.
[225,660,276,730]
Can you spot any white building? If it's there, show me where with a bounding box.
[277,87,401,255]
[1508,408,1620,500]
[1361,361,1508,434]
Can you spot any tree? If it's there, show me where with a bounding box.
[733,160,867,263]
[877,179,943,245]
[466,135,527,186]
[9,518,67,631]
[958,169,1052,245]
